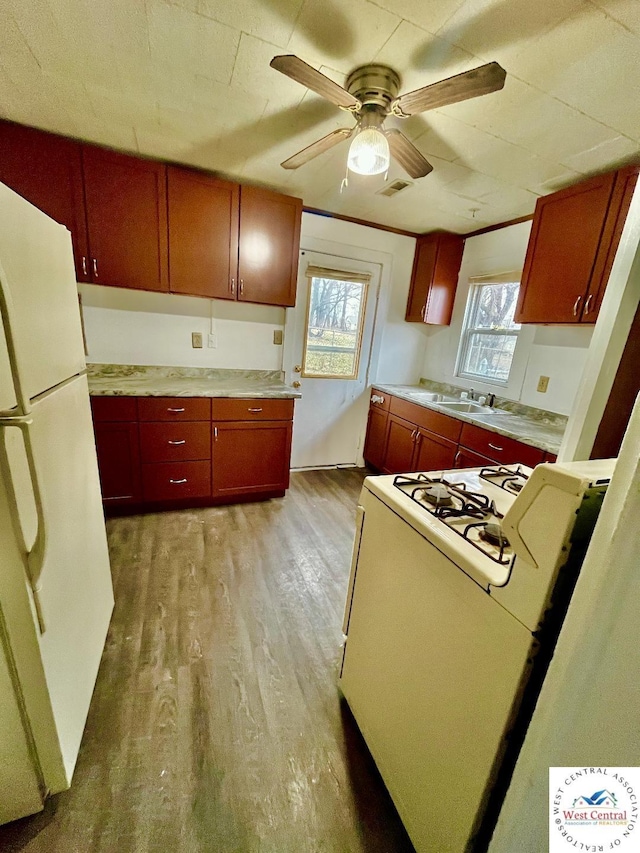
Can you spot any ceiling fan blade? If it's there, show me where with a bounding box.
[386,130,433,179]
[392,62,506,116]
[270,55,361,111]
[281,128,353,170]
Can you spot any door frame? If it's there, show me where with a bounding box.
[283,236,396,467]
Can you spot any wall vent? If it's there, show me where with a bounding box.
[377,180,413,197]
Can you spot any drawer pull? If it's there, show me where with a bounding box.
[488,442,504,452]
[371,394,385,405]
[167,407,186,413]
[572,295,582,316]
[168,439,186,445]
[169,478,188,485]
[248,407,263,413]
[584,294,594,315]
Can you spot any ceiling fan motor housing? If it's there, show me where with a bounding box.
[346,64,401,114]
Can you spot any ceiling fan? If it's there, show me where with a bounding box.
[270,56,507,179]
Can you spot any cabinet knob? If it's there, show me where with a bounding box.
[572,295,583,316]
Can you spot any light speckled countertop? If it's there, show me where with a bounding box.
[87,364,302,399]
[373,381,567,455]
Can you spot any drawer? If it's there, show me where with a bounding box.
[459,423,545,467]
[211,398,294,421]
[141,460,211,502]
[389,396,462,443]
[91,396,138,422]
[138,397,211,421]
[369,387,391,412]
[139,422,211,463]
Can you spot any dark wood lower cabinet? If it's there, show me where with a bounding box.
[413,427,457,471]
[212,421,292,497]
[365,388,548,475]
[93,421,141,505]
[363,407,389,471]
[91,396,294,512]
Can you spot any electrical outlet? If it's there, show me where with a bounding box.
[537,375,550,393]
[207,333,217,348]
[192,332,203,349]
[273,329,283,345]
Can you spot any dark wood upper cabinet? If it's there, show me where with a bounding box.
[515,166,638,325]
[82,146,169,292]
[0,119,89,282]
[238,186,302,307]
[167,166,239,300]
[405,232,465,325]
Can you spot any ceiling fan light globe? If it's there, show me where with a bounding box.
[347,127,390,176]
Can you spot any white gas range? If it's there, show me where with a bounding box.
[339,459,615,853]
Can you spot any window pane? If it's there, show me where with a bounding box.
[461,332,517,382]
[302,277,366,379]
[473,282,520,330]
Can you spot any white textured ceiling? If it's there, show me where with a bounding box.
[1,0,638,233]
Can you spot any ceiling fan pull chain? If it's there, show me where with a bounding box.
[340,162,349,193]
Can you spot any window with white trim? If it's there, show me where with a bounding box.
[456,273,521,385]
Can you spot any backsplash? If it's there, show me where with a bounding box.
[418,377,569,429]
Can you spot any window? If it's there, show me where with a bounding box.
[456,273,521,385]
[301,266,369,379]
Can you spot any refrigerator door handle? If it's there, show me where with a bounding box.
[0,259,32,418]
[0,415,48,634]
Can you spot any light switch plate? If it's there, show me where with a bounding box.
[192,332,203,348]
[273,329,283,345]
[537,375,549,393]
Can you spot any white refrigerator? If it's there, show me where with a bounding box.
[0,182,114,824]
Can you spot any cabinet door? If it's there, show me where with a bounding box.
[454,447,495,469]
[413,428,457,472]
[382,414,418,474]
[0,120,89,281]
[363,407,389,471]
[93,421,141,504]
[515,172,616,324]
[405,232,464,325]
[82,146,169,292]
[212,421,292,496]
[585,165,639,321]
[238,186,302,307]
[167,166,239,300]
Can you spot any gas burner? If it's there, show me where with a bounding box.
[479,522,510,548]
[480,465,529,494]
[419,484,453,506]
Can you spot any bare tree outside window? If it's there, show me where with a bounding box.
[457,280,521,384]
[302,276,367,378]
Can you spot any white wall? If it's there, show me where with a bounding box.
[79,284,285,370]
[489,397,640,852]
[422,222,593,415]
[80,212,421,378]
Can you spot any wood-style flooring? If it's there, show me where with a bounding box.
[0,469,414,853]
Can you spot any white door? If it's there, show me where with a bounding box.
[284,251,381,469]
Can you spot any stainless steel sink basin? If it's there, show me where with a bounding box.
[436,401,496,414]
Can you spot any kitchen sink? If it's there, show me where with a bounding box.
[436,401,496,414]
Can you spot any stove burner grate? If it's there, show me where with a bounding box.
[480,465,529,494]
[463,521,511,564]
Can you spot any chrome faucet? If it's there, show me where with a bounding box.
[468,388,475,401]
